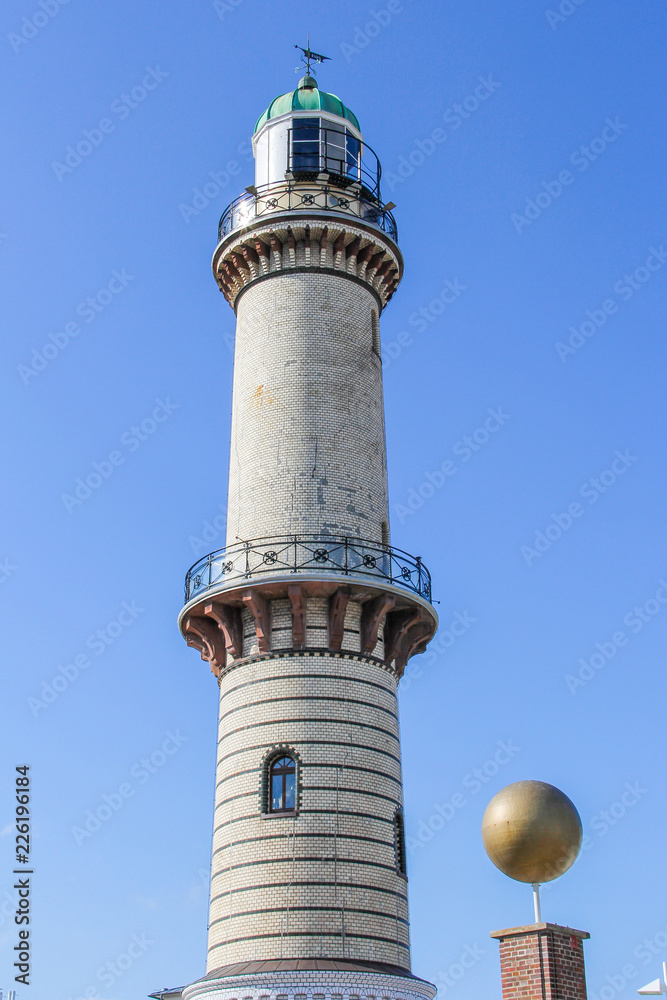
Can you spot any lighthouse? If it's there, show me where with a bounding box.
[165,55,439,1000]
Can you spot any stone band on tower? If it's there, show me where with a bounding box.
[174,69,437,1000]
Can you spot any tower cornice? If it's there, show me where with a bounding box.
[180,575,437,683]
[212,216,402,311]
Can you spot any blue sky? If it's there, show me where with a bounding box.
[1,0,666,998]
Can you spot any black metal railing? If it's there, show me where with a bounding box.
[184,535,431,604]
[218,181,397,242]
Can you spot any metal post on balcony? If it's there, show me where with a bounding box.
[344,537,349,575]
[293,535,298,573]
[244,541,250,579]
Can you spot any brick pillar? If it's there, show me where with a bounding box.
[490,923,590,1000]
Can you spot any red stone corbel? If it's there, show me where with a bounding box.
[357,242,377,279]
[319,226,328,266]
[357,242,376,265]
[254,237,270,273]
[286,227,296,266]
[231,250,250,277]
[360,593,396,654]
[380,265,398,288]
[204,602,243,659]
[345,235,361,260]
[183,616,226,678]
[269,232,283,269]
[225,257,242,283]
[241,243,260,277]
[328,587,351,651]
[374,260,392,282]
[383,609,421,667]
[333,231,346,269]
[242,589,271,653]
[218,270,234,301]
[225,257,245,288]
[393,619,433,676]
[366,250,385,279]
[288,584,306,650]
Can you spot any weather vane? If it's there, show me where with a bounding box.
[294,36,331,76]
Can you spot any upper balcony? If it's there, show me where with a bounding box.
[218,181,398,243]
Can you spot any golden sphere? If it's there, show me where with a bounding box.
[481,780,582,884]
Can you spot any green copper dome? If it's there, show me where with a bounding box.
[254,76,360,134]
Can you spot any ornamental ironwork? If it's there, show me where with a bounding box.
[218,181,398,242]
[183,534,431,604]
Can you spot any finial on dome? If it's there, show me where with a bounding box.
[298,74,318,90]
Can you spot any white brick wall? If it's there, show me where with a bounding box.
[207,654,409,972]
[225,274,389,546]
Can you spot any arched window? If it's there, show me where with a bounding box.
[371,309,381,357]
[270,756,296,813]
[394,808,407,876]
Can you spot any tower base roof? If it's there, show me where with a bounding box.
[202,958,416,979]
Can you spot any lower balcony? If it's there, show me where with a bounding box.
[184,534,431,605]
[179,535,437,680]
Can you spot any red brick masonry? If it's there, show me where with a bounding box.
[490,923,590,1000]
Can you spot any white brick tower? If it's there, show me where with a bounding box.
[167,60,438,1000]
